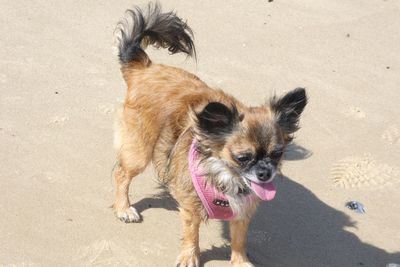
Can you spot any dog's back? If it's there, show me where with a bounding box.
[114,3,237,166]
[114,2,209,125]
[114,3,215,178]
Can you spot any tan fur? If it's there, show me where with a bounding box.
[113,61,272,265]
[230,218,252,266]
[111,4,308,266]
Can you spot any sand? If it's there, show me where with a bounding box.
[1,0,399,266]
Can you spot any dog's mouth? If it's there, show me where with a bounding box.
[241,177,276,201]
[239,168,278,201]
[248,179,276,201]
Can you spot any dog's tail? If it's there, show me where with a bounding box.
[115,2,195,69]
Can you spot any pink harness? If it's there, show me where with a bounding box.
[189,139,276,220]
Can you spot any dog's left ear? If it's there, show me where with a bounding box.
[270,88,308,140]
[194,102,239,139]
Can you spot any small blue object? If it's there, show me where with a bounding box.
[345,201,366,214]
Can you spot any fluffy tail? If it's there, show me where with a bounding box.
[115,2,196,67]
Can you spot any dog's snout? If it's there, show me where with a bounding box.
[256,168,271,181]
[255,161,275,181]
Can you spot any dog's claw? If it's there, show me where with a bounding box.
[116,206,141,223]
[231,253,255,267]
[175,249,200,267]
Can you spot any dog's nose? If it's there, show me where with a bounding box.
[256,168,271,181]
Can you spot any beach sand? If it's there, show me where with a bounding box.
[1,0,399,266]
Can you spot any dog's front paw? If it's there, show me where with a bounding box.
[116,206,141,223]
[231,253,254,267]
[175,247,200,267]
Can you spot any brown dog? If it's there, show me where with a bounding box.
[113,3,307,266]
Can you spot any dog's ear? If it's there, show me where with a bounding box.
[195,102,239,138]
[270,88,308,141]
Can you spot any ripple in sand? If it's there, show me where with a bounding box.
[382,125,400,145]
[77,240,138,266]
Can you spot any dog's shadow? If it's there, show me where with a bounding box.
[134,144,400,266]
[201,145,400,266]
[201,175,399,266]
[134,190,179,214]
[283,142,313,161]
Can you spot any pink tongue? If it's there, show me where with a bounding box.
[250,181,276,201]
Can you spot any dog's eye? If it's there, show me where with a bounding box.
[235,154,253,165]
[270,150,283,159]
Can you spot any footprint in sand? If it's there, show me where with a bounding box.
[87,67,100,74]
[331,154,399,188]
[31,172,68,185]
[0,73,7,83]
[342,106,366,119]
[0,261,35,267]
[382,125,400,145]
[93,79,107,87]
[48,116,69,126]
[3,96,23,104]
[139,241,166,256]
[98,104,115,114]
[77,240,138,266]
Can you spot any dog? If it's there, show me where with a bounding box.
[112,3,307,266]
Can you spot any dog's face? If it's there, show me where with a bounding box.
[221,110,284,185]
[193,88,307,194]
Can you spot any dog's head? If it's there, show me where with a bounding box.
[192,88,307,197]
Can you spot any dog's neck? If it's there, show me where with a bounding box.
[189,139,256,220]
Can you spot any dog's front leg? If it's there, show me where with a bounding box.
[230,219,254,267]
[176,208,201,267]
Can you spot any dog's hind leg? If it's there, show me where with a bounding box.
[112,106,157,223]
[113,163,142,223]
